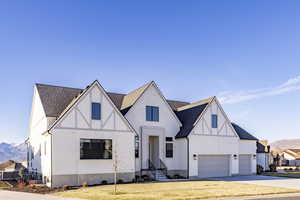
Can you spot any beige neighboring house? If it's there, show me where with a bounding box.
[0,160,26,180]
[282,149,300,166]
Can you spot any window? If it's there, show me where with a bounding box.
[146,106,159,122]
[166,143,173,158]
[135,136,139,158]
[166,137,173,158]
[80,139,112,159]
[91,103,101,120]
[211,114,218,128]
[44,141,47,155]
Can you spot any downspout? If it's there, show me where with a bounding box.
[186,137,189,178]
[50,131,53,188]
[140,127,143,177]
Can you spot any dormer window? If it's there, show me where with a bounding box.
[211,114,218,128]
[92,103,101,120]
[146,106,159,122]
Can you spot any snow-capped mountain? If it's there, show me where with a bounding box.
[0,142,27,163]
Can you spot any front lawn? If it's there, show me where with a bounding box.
[54,180,300,200]
[264,172,300,178]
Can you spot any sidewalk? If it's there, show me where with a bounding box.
[203,193,300,200]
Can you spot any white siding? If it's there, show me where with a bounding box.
[125,84,183,171]
[239,140,257,174]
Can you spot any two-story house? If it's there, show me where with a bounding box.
[27,80,258,188]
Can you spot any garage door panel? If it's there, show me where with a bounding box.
[239,155,252,175]
[198,155,230,178]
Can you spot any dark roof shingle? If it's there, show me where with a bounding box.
[231,123,258,141]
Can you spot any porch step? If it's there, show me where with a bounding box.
[155,170,168,180]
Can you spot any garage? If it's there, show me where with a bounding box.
[198,155,230,178]
[239,154,252,175]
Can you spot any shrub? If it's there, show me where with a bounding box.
[82,182,88,187]
[269,164,277,172]
[62,185,69,191]
[257,165,264,175]
[289,168,293,171]
[295,166,300,171]
[101,180,108,185]
[142,174,150,181]
[117,179,124,184]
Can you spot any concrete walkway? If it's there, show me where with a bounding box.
[209,175,300,190]
[0,190,85,200]
[203,193,300,200]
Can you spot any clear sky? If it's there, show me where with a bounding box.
[0,0,300,143]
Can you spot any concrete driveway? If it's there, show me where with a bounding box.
[0,190,85,200]
[210,175,300,190]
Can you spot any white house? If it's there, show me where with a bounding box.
[27,80,258,188]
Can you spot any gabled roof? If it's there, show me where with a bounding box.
[175,97,214,138]
[36,83,83,117]
[283,149,300,159]
[257,140,270,153]
[121,82,152,110]
[36,82,190,118]
[0,160,25,171]
[231,123,258,141]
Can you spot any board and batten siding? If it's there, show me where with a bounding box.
[50,83,135,187]
[188,98,240,178]
[124,84,185,172]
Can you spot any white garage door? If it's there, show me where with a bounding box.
[239,155,252,175]
[198,155,230,178]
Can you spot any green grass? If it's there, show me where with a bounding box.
[54,180,300,200]
[264,172,300,178]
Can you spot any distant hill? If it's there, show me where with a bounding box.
[270,139,300,150]
[0,142,27,163]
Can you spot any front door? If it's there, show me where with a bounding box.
[149,136,159,168]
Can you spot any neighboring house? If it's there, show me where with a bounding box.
[27,80,258,188]
[271,149,285,166]
[282,149,300,166]
[0,160,26,180]
[256,140,271,170]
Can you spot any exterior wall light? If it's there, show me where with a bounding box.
[233,154,238,159]
[253,154,256,159]
[193,154,197,160]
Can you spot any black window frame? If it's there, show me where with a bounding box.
[146,106,159,122]
[91,102,101,120]
[166,143,173,158]
[135,136,139,158]
[80,138,112,160]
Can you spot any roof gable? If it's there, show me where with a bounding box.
[48,80,136,133]
[232,123,258,140]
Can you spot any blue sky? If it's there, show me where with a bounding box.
[0,0,300,143]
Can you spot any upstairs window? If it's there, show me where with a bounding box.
[146,106,159,122]
[92,103,101,120]
[211,114,218,128]
[80,139,112,159]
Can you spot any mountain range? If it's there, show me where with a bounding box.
[0,142,27,163]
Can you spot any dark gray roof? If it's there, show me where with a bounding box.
[175,103,209,138]
[36,83,191,118]
[231,123,258,141]
[36,84,83,117]
[257,141,270,153]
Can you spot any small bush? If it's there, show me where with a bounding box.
[101,180,108,185]
[269,164,277,172]
[142,174,150,181]
[62,185,69,191]
[81,182,88,187]
[117,179,124,184]
[257,165,264,174]
[295,167,300,171]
